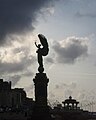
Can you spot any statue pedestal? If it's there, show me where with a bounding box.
[32,73,52,120]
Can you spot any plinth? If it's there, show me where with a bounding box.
[32,72,52,120]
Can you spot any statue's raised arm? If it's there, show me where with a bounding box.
[35,34,49,73]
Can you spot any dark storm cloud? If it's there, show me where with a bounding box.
[53,37,88,64]
[0,0,52,44]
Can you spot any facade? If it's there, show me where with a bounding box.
[0,79,34,110]
[0,79,11,107]
[11,88,26,108]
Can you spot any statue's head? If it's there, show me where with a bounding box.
[38,44,41,48]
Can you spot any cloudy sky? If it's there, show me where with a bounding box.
[0,0,96,111]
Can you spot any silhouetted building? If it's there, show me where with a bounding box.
[62,96,79,110]
[0,79,34,111]
[24,97,34,109]
[0,78,96,120]
[0,79,11,107]
[11,88,26,108]
[0,79,11,91]
[51,96,89,120]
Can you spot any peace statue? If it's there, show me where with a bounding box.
[35,34,49,73]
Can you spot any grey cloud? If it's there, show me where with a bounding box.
[22,71,33,77]
[13,46,30,54]
[55,84,60,89]
[55,82,77,98]
[0,47,35,88]
[5,70,33,87]
[65,89,73,97]
[0,0,52,45]
[78,90,96,101]
[24,84,34,97]
[70,82,77,89]
[0,35,36,78]
[55,82,77,90]
[78,92,86,100]
[64,83,77,97]
[53,37,88,64]
[7,75,21,87]
[45,57,54,63]
[76,11,96,18]
[0,55,35,74]
[49,92,56,99]
[25,85,34,92]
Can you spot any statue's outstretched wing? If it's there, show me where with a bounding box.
[38,34,48,47]
[38,34,49,56]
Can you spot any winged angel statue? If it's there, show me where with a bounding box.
[35,34,49,72]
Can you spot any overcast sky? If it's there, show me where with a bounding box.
[0,0,96,111]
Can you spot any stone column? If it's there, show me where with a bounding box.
[32,72,51,120]
[33,73,49,107]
